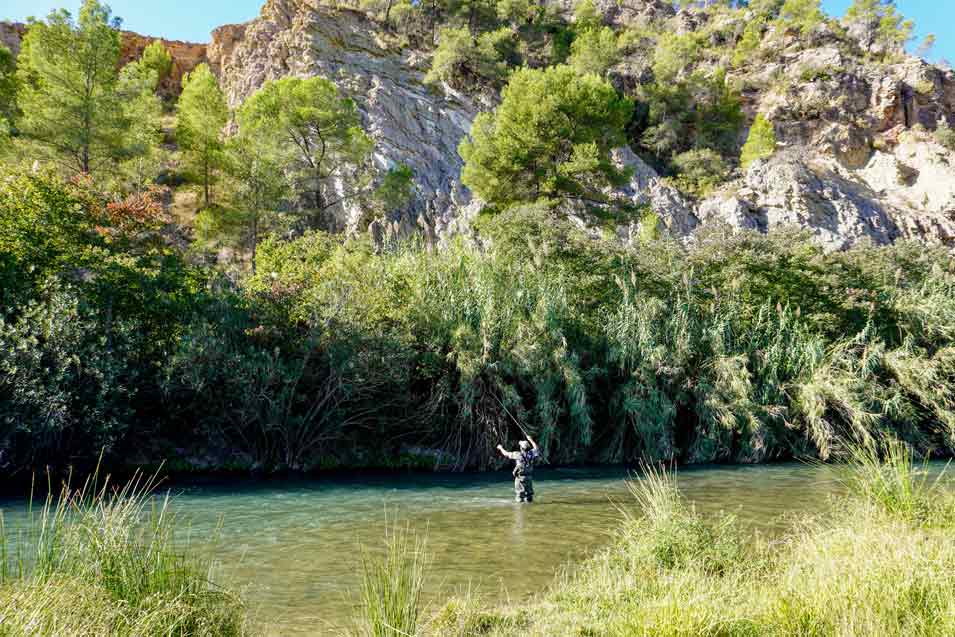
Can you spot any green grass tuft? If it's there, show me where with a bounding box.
[0,471,247,637]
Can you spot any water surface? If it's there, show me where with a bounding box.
[0,463,909,635]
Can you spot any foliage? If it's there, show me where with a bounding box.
[740,113,778,169]
[176,63,229,208]
[733,17,767,66]
[0,45,15,138]
[0,170,200,472]
[0,283,141,473]
[140,40,174,86]
[780,0,825,34]
[222,124,291,272]
[652,33,700,83]
[14,0,126,175]
[114,52,167,193]
[636,70,743,184]
[845,0,914,53]
[496,0,540,27]
[354,522,429,637]
[936,120,955,152]
[567,25,619,77]
[459,65,633,211]
[426,26,514,89]
[671,148,731,196]
[235,75,410,233]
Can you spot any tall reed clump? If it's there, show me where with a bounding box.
[0,472,246,637]
[354,521,430,637]
[433,446,955,637]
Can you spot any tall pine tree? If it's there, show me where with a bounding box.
[16,0,126,175]
[176,63,229,208]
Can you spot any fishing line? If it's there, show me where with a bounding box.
[493,391,549,465]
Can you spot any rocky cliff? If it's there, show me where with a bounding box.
[5,0,955,248]
[200,0,955,248]
[206,1,484,238]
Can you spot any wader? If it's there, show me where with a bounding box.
[510,449,539,503]
[514,475,534,503]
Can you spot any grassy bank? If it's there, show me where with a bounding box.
[427,441,955,636]
[0,442,952,636]
[0,473,247,637]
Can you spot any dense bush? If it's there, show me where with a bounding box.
[4,167,955,473]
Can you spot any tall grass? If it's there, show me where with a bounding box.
[354,521,430,637]
[431,444,955,637]
[0,471,246,636]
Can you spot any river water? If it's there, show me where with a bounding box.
[0,463,879,634]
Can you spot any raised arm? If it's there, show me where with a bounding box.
[496,444,510,458]
[527,436,539,451]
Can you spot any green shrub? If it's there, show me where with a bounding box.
[740,113,778,169]
[671,148,731,196]
[426,26,514,90]
[0,282,142,473]
[568,25,619,77]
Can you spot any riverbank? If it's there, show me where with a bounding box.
[0,472,246,636]
[2,444,952,635]
[428,442,955,637]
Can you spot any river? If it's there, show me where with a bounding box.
[0,463,884,634]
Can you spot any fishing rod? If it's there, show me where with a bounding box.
[493,391,550,464]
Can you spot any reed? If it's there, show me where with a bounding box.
[354,521,430,637]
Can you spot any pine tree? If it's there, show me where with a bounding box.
[845,0,913,53]
[780,0,824,34]
[176,63,228,208]
[140,41,174,88]
[115,52,166,192]
[459,65,633,209]
[740,114,777,169]
[15,0,126,175]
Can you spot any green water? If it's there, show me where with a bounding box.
[0,463,871,634]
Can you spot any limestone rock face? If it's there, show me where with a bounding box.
[119,33,207,98]
[0,22,25,57]
[5,0,955,250]
[207,0,480,237]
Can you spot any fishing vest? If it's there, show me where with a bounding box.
[513,450,538,478]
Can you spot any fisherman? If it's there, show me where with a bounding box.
[497,436,541,503]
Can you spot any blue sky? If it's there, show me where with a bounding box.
[2,1,953,62]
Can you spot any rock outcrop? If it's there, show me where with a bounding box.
[206,0,482,238]
[5,0,955,249]
[0,22,25,57]
[198,0,955,249]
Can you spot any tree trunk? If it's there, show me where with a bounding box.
[251,212,259,274]
[204,160,211,208]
